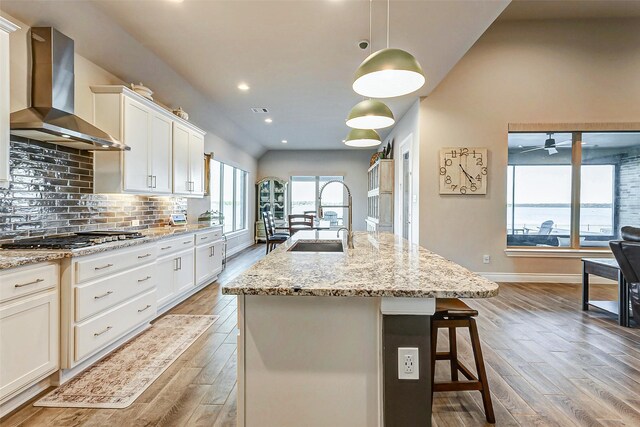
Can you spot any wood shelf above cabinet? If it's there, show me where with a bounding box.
[91,85,206,197]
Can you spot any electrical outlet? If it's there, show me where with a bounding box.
[483,254,491,264]
[398,347,419,380]
[131,219,140,227]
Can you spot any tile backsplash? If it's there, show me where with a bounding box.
[0,136,187,242]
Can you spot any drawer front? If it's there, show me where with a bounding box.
[75,289,156,362]
[195,228,223,246]
[0,263,58,304]
[157,234,194,256]
[75,243,158,284]
[75,263,156,322]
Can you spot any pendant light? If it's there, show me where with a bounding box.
[344,128,381,148]
[346,99,395,129]
[353,0,425,98]
[346,1,395,130]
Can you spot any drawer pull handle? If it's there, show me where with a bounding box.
[138,276,152,282]
[94,291,113,300]
[94,326,112,337]
[94,264,113,271]
[183,241,192,245]
[138,253,152,259]
[14,278,44,288]
[138,304,152,313]
[200,236,209,240]
[160,246,172,250]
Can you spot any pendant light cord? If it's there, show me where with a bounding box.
[386,0,390,48]
[369,0,372,55]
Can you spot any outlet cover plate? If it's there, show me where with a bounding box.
[398,347,419,380]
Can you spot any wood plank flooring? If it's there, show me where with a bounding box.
[2,244,639,426]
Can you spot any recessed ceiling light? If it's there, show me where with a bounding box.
[281,140,287,144]
[61,134,70,138]
[102,144,109,148]
[264,118,273,124]
[167,0,184,3]
[237,83,250,91]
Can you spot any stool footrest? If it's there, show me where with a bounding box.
[435,353,477,381]
[433,381,483,392]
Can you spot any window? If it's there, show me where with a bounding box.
[290,176,345,227]
[507,131,640,249]
[210,160,248,233]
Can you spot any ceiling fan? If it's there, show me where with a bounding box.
[520,133,571,155]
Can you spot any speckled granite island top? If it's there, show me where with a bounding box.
[0,224,221,270]
[223,231,499,298]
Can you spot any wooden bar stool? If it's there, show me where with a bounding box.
[431,298,495,423]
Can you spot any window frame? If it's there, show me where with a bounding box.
[289,175,346,225]
[211,160,248,234]
[506,124,640,255]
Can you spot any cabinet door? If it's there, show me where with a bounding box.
[0,290,58,400]
[174,249,195,294]
[156,256,176,307]
[195,244,213,285]
[173,123,191,195]
[0,27,12,189]
[149,113,173,194]
[123,97,151,192]
[212,241,224,276]
[189,131,205,196]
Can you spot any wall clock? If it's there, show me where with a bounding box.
[439,147,488,195]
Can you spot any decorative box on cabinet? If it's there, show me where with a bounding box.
[0,262,59,415]
[0,17,19,189]
[366,159,394,232]
[91,85,205,197]
[255,176,288,243]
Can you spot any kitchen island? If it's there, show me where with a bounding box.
[223,230,498,427]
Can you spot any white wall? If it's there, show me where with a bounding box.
[5,12,258,252]
[258,150,375,231]
[383,99,420,243]
[418,18,640,275]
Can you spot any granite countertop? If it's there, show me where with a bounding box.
[223,231,499,299]
[0,224,223,271]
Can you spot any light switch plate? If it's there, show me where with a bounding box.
[398,347,419,380]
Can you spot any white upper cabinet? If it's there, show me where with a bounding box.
[91,86,205,197]
[173,122,205,197]
[122,96,151,192]
[0,17,19,190]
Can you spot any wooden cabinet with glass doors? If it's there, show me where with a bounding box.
[255,177,288,243]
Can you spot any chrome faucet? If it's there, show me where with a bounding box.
[318,180,354,249]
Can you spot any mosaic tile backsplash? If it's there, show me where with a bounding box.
[0,136,187,242]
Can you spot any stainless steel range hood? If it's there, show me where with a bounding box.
[10,27,129,151]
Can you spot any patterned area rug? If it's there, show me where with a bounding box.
[35,314,218,409]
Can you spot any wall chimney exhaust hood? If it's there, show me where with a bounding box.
[10,27,129,151]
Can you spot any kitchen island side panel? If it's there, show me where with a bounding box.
[242,295,381,427]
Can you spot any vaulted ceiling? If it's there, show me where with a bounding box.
[1,0,509,156]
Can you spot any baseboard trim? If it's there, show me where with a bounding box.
[226,240,254,258]
[479,272,617,284]
[0,376,54,418]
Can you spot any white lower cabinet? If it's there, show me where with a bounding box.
[195,240,224,285]
[0,262,59,402]
[74,289,156,362]
[156,247,195,307]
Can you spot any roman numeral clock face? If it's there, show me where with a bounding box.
[439,148,488,195]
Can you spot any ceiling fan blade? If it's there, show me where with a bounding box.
[520,146,546,154]
[547,147,558,155]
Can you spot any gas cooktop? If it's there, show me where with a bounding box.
[1,230,145,250]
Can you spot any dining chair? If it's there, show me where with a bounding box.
[610,226,640,326]
[262,211,289,254]
[288,214,314,236]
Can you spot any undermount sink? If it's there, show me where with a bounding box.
[288,241,344,253]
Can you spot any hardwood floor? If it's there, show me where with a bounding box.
[3,245,639,426]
